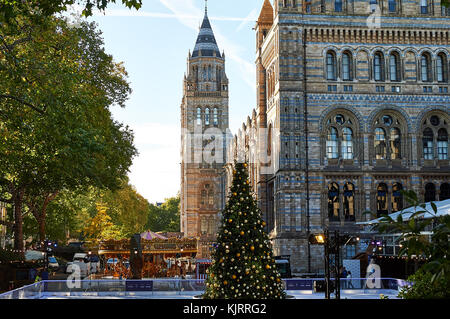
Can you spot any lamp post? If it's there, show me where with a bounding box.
[42,239,49,271]
[309,230,337,299]
[309,230,360,299]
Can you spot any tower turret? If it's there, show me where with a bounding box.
[180,3,230,254]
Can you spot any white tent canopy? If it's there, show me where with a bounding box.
[25,250,45,261]
[357,199,450,225]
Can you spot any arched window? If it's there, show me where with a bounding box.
[342,127,354,159]
[440,183,450,201]
[437,128,448,160]
[213,108,219,126]
[374,114,404,161]
[390,128,401,159]
[207,186,214,205]
[208,65,212,81]
[201,189,207,205]
[436,53,448,83]
[205,108,210,125]
[201,184,214,207]
[424,183,436,202]
[373,52,385,81]
[375,128,387,159]
[343,183,355,221]
[420,0,432,14]
[326,51,337,80]
[442,3,450,16]
[388,0,397,12]
[326,127,339,159]
[203,66,207,81]
[422,114,449,161]
[201,215,216,235]
[197,107,202,125]
[389,52,401,82]
[377,183,389,217]
[304,0,312,12]
[420,53,432,82]
[392,183,403,212]
[324,113,357,162]
[328,183,340,221]
[335,0,343,12]
[423,127,434,160]
[194,66,198,81]
[216,66,221,82]
[342,51,352,81]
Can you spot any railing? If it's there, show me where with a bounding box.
[0,278,410,299]
[284,278,411,291]
[0,279,207,299]
[193,92,223,97]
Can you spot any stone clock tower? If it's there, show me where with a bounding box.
[180,5,230,258]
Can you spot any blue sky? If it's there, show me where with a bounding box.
[80,0,265,203]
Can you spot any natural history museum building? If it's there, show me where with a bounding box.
[181,0,450,273]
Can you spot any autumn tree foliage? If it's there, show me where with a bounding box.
[83,203,123,243]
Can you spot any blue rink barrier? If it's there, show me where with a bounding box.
[126,280,153,292]
[0,278,411,299]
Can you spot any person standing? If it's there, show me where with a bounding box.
[347,270,354,288]
[41,268,49,292]
[341,267,348,289]
[29,268,37,282]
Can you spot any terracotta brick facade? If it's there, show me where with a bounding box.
[226,0,450,273]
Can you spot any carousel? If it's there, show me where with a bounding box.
[89,231,199,279]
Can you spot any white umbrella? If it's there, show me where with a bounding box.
[25,250,45,261]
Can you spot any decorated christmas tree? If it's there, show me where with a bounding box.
[203,162,286,299]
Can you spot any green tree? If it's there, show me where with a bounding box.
[146,196,180,233]
[0,0,142,19]
[101,179,150,237]
[397,269,450,299]
[38,182,150,244]
[0,16,137,251]
[375,190,450,298]
[43,188,96,244]
[203,162,285,299]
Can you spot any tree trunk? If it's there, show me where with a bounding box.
[36,192,59,243]
[13,189,25,254]
[38,216,46,244]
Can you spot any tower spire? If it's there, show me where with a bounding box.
[191,0,221,58]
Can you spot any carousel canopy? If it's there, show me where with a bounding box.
[357,199,450,225]
[141,230,167,240]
